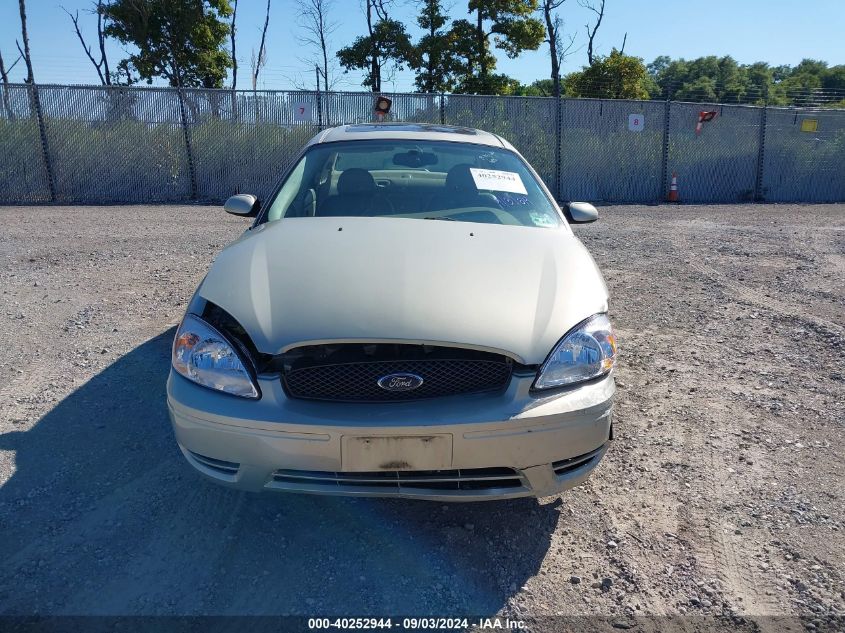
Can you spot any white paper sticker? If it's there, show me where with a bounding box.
[469,168,528,195]
[293,102,313,122]
[628,113,644,132]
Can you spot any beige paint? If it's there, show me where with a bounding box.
[198,216,609,364]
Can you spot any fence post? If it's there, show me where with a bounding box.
[659,99,672,202]
[30,84,56,202]
[439,92,445,125]
[555,93,563,202]
[754,105,767,202]
[177,87,198,201]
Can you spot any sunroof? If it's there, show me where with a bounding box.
[344,123,478,135]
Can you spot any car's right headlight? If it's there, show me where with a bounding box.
[172,314,260,399]
[533,313,617,390]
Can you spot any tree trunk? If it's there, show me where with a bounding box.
[0,51,16,120]
[97,1,111,85]
[18,0,35,84]
[543,2,560,99]
[19,0,56,201]
[253,0,271,90]
[230,0,238,119]
[366,0,380,92]
[230,0,238,89]
[320,13,329,93]
[585,0,604,66]
[426,20,435,92]
[476,8,486,85]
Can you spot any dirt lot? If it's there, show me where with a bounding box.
[0,204,843,631]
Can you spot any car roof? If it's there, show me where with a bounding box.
[306,123,516,151]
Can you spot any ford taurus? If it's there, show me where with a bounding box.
[167,123,616,501]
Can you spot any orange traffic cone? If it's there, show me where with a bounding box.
[668,172,680,203]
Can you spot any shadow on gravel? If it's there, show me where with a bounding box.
[0,329,558,616]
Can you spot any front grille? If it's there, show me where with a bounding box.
[271,467,524,492]
[280,344,512,402]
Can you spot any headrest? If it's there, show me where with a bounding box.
[337,168,375,196]
[445,163,478,192]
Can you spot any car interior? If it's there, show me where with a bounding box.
[264,141,562,228]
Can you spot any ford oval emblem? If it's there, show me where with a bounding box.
[377,373,424,392]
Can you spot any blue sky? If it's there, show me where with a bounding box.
[1,0,843,91]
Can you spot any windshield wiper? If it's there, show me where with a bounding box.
[423,216,456,221]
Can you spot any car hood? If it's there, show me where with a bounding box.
[199,217,608,365]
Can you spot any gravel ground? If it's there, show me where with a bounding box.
[0,203,843,631]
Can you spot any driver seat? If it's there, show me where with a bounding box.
[319,168,394,217]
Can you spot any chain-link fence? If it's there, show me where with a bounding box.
[1,83,843,205]
[762,107,845,202]
[667,102,762,203]
[560,99,666,202]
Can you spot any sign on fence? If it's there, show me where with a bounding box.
[800,119,818,132]
[292,102,313,122]
[628,113,645,132]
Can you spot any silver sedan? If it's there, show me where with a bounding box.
[167,123,616,501]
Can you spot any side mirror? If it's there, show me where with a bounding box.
[224,194,260,217]
[563,201,599,224]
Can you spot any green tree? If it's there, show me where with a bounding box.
[714,56,747,102]
[542,0,575,99]
[648,56,687,98]
[745,62,772,104]
[647,55,671,78]
[780,58,826,104]
[451,0,545,94]
[763,58,831,105]
[647,55,843,106]
[525,78,554,95]
[564,49,651,99]
[822,65,845,91]
[337,19,414,91]
[459,72,523,94]
[674,76,718,102]
[337,0,414,92]
[506,78,564,95]
[447,18,494,93]
[412,0,454,92]
[103,0,232,87]
[649,55,749,102]
[771,64,791,83]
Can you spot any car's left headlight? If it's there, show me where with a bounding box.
[172,313,260,399]
[533,313,617,390]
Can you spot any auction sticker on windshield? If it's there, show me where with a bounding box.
[470,168,528,195]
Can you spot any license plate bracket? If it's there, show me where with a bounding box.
[341,435,453,472]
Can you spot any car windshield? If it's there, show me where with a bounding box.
[263,140,562,229]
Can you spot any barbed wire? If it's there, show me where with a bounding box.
[2,81,842,110]
[5,52,842,107]
[2,81,842,113]
[536,77,845,105]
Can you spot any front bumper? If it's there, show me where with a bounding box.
[167,369,614,501]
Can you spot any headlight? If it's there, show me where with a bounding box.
[533,313,617,390]
[172,314,259,399]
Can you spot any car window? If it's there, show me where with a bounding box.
[263,140,562,229]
